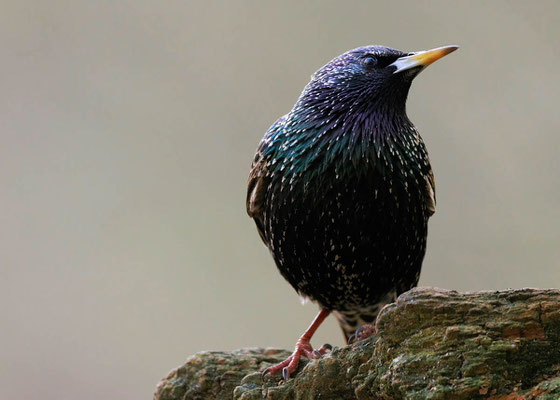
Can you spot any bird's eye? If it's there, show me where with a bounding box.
[362,56,377,69]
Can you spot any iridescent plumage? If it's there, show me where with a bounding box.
[247,45,456,378]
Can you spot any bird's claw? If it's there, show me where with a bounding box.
[312,342,333,359]
[349,326,364,344]
[315,343,333,357]
[261,340,331,380]
[349,324,377,344]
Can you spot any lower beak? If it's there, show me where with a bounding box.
[390,45,459,74]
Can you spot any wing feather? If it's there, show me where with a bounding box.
[246,115,287,243]
[424,168,436,216]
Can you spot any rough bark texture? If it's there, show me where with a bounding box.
[154,287,560,399]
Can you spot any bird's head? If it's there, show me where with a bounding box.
[297,45,458,119]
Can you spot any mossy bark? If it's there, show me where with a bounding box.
[154,287,560,399]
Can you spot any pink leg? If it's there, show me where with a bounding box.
[263,309,331,380]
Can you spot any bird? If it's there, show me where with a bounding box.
[246,44,458,379]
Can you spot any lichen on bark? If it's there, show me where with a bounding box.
[154,287,560,399]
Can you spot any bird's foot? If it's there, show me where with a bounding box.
[348,324,377,344]
[262,340,332,380]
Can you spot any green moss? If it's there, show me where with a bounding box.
[155,288,560,400]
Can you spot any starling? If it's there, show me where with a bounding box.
[247,45,458,379]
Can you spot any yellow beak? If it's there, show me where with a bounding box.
[390,45,459,74]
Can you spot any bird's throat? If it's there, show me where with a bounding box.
[274,110,421,197]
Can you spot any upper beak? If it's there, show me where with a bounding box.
[389,45,459,74]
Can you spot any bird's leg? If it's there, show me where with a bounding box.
[262,308,331,380]
[348,324,377,344]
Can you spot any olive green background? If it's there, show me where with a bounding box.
[1,1,559,399]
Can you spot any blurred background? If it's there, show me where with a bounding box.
[1,1,559,399]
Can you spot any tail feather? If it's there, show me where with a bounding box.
[333,292,397,343]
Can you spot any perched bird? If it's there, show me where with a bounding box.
[247,45,458,379]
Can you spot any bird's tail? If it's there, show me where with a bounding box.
[333,293,397,343]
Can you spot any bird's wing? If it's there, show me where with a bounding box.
[424,168,436,216]
[246,115,287,244]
